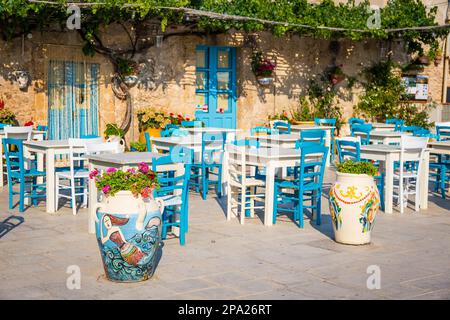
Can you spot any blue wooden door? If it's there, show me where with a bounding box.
[195,46,237,128]
[48,60,99,140]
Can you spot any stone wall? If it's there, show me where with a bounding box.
[0,22,446,140]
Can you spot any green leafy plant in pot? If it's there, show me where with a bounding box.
[104,123,125,152]
[329,161,380,245]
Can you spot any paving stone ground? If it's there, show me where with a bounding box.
[0,167,449,300]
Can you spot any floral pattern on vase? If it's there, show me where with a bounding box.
[328,172,380,245]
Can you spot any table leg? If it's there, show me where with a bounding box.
[0,141,4,188]
[384,153,394,214]
[46,149,56,213]
[37,152,44,184]
[264,162,276,226]
[420,150,430,210]
[88,162,98,234]
[325,129,331,167]
[222,150,228,196]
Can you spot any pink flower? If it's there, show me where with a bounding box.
[106,167,117,174]
[127,168,136,174]
[138,162,149,173]
[89,169,99,179]
[102,185,111,194]
[140,186,153,198]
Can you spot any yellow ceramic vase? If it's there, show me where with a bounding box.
[139,128,162,146]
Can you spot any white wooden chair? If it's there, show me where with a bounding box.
[4,126,32,140]
[226,144,265,224]
[393,135,429,213]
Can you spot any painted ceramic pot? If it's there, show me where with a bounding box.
[94,191,164,282]
[106,135,125,153]
[257,76,274,86]
[123,75,138,87]
[329,172,380,245]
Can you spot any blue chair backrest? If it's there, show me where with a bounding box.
[386,118,404,131]
[348,118,365,126]
[37,125,48,139]
[232,139,260,148]
[436,125,450,141]
[336,139,361,163]
[152,149,191,199]
[2,138,25,177]
[351,123,372,145]
[250,126,277,135]
[0,123,11,129]
[300,129,325,145]
[202,132,225,165]
[144,132,152,151]
[401,125,422,134]
[181,120,202,128]
[273,121,291,134]
[314,118,336,127]
[298,145,329,188]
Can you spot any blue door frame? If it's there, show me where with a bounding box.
[195,46,237,129]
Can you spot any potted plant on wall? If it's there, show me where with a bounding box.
[328,64,346,85]
[289,96,315,125]
[329,160,380,245]
[90,163,164,282]
[104,123,125,152]
[136,107,172,144]
[117,58,140,87]
[0,99,18,126]
[251,50,276,86]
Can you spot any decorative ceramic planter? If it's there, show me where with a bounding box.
[139,128,161,146]
[123,75,138,87]
[329,172,380,245]
[257,76,274,86]
[106,135,125,153]
[94,191,164,282]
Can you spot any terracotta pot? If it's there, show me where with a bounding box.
[94,191,164,282]
[291,120,315,126]
[139,128,161,147]
[329,172,380,245]
[434,56,442,66]
[418,56,430,65]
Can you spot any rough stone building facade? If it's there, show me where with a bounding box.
[1,0,449,141]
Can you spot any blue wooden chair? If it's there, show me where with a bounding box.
[191,132,226,200]
[436,125,450,141]
[0,123,11,129]
[348,118,364,126]
[2,138,46,212]
[350,123,373,145]
[232,139,260,148]
[273,144,329,228]
[336,137,385,210]
[386,118,404,131]
[152,147,192,246]
[273,121,291,134]
[314,118,336,161]
[250,126,278,135]
[299,129,326,145]
[401,125,423,135]
[37,125,48,140]
[181,120,202,128]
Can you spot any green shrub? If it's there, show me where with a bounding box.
[130,141,147,152]
[336,160,378,176]
[104,123,124,139]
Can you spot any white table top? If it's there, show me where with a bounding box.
[185,127,240,133]
[290,125,335,130]
[251,133,299,142]
[86,152,163,165]
[245,147,301,159]
[428,141,450,148]
[361,144,430,153]
[356,131,409,138]
[151,136,202,145]
[371,123,396,128]
[0,130,46,136]
[23,139,71,148]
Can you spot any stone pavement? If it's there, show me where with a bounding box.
[0,168,449,300]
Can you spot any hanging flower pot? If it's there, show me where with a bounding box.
[123,75,138,87]
[434,55,443,66]
[329,74,345,85]
[418,56,430,65]
[256,76,274,86]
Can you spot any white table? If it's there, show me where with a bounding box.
[360,145,430,214]
[184,127,239,142]
[428,141,450,155]
[248,132,333,167]
[372,123,396,131]
[22,140,86,213]
[0,130,45,187]
[86,152,173,234]
[354,130,410,145]
[234,147,305,226]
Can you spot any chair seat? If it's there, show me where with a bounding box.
[230,177,265,188]
[157,194,183,207]
[56,169,89,179]
[10,168,46,178]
